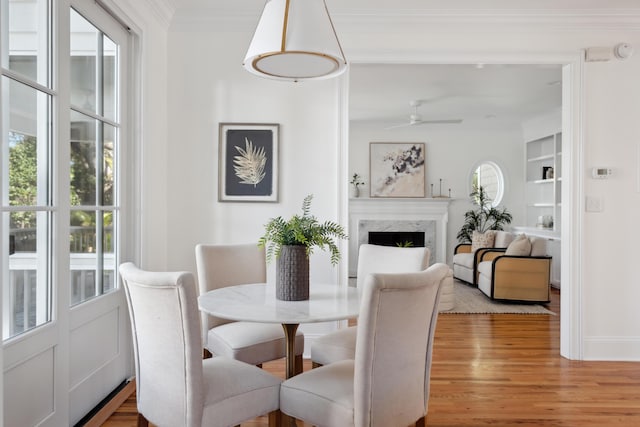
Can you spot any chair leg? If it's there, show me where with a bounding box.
[268,409,282,427]
[311,361,322,369]
[137,413,149,427]
[294,354,303,374]
[415,415,426,427]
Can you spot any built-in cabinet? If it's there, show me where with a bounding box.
[516,130,562,288]
[525,132,562,231]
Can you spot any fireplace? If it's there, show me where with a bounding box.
[368,231,425,247]
[348,198,451,277]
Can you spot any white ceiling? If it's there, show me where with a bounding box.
[349,63,562,130]
[164,0,640,129]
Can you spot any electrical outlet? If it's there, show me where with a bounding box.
[586,196,603,212]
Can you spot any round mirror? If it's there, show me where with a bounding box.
[469,161,505,207]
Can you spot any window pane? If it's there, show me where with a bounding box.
[103,35,117,121]
[69,210,116,305]
[70,9,98,114]
[102,211,116,294]
[70,111,97,206]
[4,211,51,339]
[70,210,96,305]
[3,0,50,87]
[5,77,50,207]
[102,123,115,205]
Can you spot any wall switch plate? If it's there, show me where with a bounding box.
[586,196,603,212]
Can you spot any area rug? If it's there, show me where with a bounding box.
[441,281,556,315]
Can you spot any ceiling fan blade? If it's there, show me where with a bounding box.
[383,122,413,130]
[415,119,463,124]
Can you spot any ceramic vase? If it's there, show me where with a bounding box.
[276,245,310,301]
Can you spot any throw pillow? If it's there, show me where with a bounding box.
[505,233,532,256]
[471,230,495,252]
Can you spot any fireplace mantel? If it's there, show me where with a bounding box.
[348,198,452,277]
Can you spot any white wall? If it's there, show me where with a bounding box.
[165,30,345,287]
[350,122,525,265]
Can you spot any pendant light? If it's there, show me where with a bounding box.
[243,0,348,82]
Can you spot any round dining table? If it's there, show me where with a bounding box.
[197,282,360,379]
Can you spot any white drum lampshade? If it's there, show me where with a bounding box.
[243,0,348,82]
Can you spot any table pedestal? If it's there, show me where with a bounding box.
[282,323,299,379]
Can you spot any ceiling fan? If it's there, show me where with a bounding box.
[384,100,463,130]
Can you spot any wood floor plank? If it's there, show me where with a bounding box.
[101,289,640,426]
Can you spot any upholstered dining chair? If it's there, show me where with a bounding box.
[310,243,430,367]
[280,263,449,427]
[119,262,282,427]
[195,243,303,372]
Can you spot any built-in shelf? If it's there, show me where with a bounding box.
[527,154,555,162]
[524,132,562,230]
[531,179,554,184]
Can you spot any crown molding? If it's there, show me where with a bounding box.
[138,0,177,28]
[168,8,640,32]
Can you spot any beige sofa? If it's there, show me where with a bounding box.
[476,235,551,303]
[452,230,515,285]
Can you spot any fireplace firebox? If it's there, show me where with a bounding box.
[368,231,425,247]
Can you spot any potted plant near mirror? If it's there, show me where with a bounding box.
[259,194,348,301]
[456,185,513,243]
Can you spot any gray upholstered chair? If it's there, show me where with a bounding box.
[119,262,282,427]
[195,243,303,372]
[310,243,430,367]
[280,263,449,427]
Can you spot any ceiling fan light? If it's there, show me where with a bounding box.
[243,0,348,81]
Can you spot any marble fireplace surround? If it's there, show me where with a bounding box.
[348,198,451,277]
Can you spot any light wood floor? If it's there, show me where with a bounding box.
[101,289,640,426]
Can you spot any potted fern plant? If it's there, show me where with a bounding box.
[457,185,513,243]
[259,194,348,301]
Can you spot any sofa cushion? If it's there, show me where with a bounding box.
[477,260,493,279]
[471,230,495,252]
[494,230,515,248]
[505,234,531,256]
[452,252,474,269]
[530,236,547,257]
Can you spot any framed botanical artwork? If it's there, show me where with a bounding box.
[369,142,426,198]
[219,123,279,202]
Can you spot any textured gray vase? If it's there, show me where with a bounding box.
[276,245,310,301]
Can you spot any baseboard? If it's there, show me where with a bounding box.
[79,379,136,427]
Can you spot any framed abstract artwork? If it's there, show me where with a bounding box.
[219,123,279,202]
[369,142,426,198]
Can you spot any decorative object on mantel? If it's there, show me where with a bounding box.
[350,173,365,198]
[431,178,451,198]
[259,194,347,300]
[370,142,426,198]
[456,185,513,243]
[243,0,347,82]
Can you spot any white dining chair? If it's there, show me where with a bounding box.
[195,243,304,372]
[310,243,430,367]
[119,262,282,427]
[280,263,449,427]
